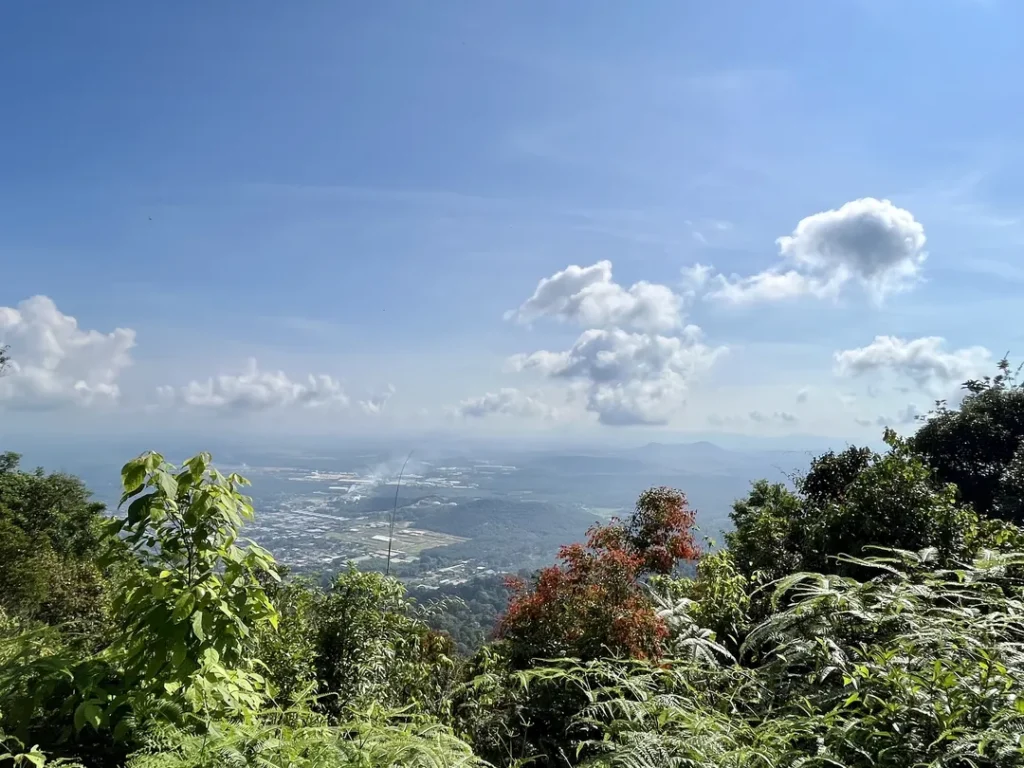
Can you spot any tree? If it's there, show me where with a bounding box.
[726,480,806,583]
[251,571,319,709]
[99,451,281,725]
[497,487,699,665]
[313,566,457,719]
[650,548,750,654]
[912,358,1024,524]
[727,434,977,584]
[807,431,977,574]
[0,452,107,560]
[0,453,111,625]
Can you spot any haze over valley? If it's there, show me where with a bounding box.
[18,437,809,587]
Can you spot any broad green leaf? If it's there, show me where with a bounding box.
[121,459,147,494]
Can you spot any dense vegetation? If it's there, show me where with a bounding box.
[4,361,1024,766]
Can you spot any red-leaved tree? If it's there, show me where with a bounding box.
[497,487,699,665]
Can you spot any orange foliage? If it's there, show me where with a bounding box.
[497,487,698,664]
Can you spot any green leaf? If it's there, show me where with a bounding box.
[154,468,178,500]
[192,610,206,642]
[126,494,150,526]
[113,718,132,743]
[73,701,102,732]
[121,459,147,496]
[172,592,196,622]
[171,642,187,668]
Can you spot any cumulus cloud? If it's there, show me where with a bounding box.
[0,295,135,408]
[705,198,927,305]
[359,384,396,415]
[160,358,349,412]
[452,388,557,420]
[506,260,683,333]
[509,327,724,426]
[834,336,991,394]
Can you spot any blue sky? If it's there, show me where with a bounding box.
[1,1,1022,444]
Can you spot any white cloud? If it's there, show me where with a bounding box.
[161,358,349,412]
[680,263,714,296]
[509,327,724,426]
[834,336,991,394]
[452,388,557,420]
[874,403,925,427]
[710,410,798,427]
[0,295,135,408]
[796,387,811,404]
[709,270,825,303]
[359,384,396,415]
[750,410,799,424]
[705,198,927,305]
[506,260,683,333]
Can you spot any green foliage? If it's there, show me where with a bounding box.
[726,479,805,584]
[453,645,593,767]
[805,430,978,574]
[411,576,511,655]
[101,451,281,724]
[253,573,319,709]
[125,703,485,768]
[913,358,1024,523]
[313,566,458,719]
[0,453,111,626]
[519,549,1024,767]
[650,549,750,653]
[8,411,1024,768]
[728,434,978,587]
[0,452,106,560]
[1,728,85,767]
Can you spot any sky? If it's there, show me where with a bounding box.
[1,0,1023,448]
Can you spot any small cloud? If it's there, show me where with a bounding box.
[875,403,926,428]
[506,260,684,333]
[700,198,928,305]
[510,327,724,426]
[451,388,557,421]
[835,336,991,395]
[710,410,798,427]
[159,358,349,413]
[796,387,811,404]
[359,384,396,415]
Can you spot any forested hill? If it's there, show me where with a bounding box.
[3,362,1024,767]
